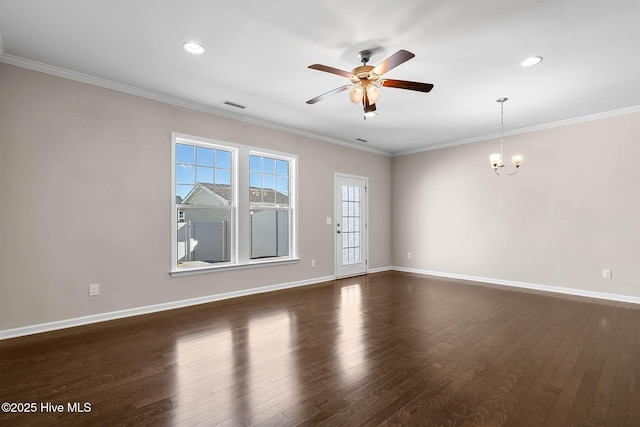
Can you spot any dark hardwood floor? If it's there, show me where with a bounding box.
[1,271,639,426]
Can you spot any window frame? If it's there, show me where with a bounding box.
[249,150,293,260]
[171,133,298,275]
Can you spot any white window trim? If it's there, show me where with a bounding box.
[170,132,298,275]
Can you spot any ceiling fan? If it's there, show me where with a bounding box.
[306,49,434,118]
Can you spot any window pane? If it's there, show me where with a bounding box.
[196,147,214,166]
[176,164,195,184]
[263,174,275,190]
[276,159,289,176]
[276,177,288,193]
[177,207,231,267]
[176,144,195,164]
[263,158,275,174]
[275,191,289,206]
[214,186,231,205]
[250,155,261,172]
[176,185,193,203]
[215,150,231,168]
[196,166,214,184]
[263,189,276,204]
[250,209,289,259]
[215,169,231,185]
[250,188,262,204]
[250,172,261,188]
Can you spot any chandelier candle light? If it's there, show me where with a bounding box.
[490,98,523,175]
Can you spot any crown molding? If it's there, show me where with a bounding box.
[0,51,391,157]
[391,104,640,157]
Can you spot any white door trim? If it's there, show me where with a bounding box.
[334,173,369,278]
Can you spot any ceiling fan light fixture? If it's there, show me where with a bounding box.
[366,83,381,103]
[520,56,543,67]
[183,42,205,55]
[364,102,377,117]
[306,49,433,116]
[349,84,364,103]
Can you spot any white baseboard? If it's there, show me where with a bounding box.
[6,267,638,340]
[392,266,640,305]
[368,266,392,274]
[0,275,335,340]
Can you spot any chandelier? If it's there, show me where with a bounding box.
[490,98,523,175]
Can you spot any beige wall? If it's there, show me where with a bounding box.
[0,63,392,330]
[3,59,638,333]
[392,111,640,297]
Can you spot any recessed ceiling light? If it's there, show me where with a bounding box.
[520,56,543,67]
[183,42,205,55]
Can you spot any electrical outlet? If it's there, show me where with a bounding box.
[602,269,612,279]
[326,217,332,225]
[311,259,316,267]
[407,252,412,259]
[89,283,100,296]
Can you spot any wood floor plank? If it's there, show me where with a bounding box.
[2,271,639,426]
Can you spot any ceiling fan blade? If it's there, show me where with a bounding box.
[372,50,415,75]
[381,79,434,92]
[306,85,351,104]
[308,64,353,78]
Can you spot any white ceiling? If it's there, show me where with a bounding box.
[1,0,639,155]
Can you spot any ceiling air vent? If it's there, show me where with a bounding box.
[222,100,246,109]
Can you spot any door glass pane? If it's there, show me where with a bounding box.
[341,184,363,266]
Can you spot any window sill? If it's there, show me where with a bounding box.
[170,257,300,276]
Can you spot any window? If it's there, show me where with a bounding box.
[174,142,234,268]
[249,154,290,259]
[171,133,297,273]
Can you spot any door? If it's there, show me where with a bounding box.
[335,174,368,278]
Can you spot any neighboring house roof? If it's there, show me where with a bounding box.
[180,183,289,206]
[182,183,231,206]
